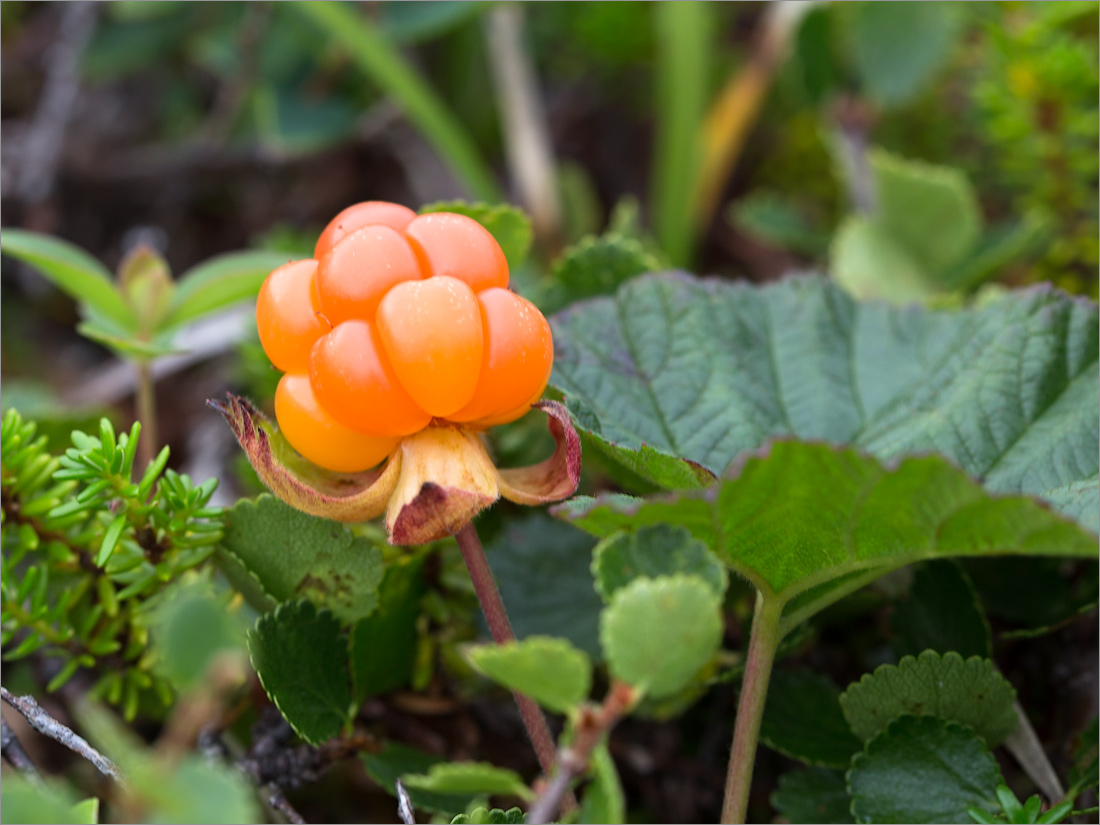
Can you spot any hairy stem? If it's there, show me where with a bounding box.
[135,360,157,470]
[454,522,559,776]
[722,591,784,824]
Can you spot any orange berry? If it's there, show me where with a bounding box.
[376,276,484,417]
[316,225,423,325]
[404,213,509,293]
[309,320,431,437]
[274,374,398,472]
[314,201,417,260]
[256,260,328,374]
[450,288,553,423]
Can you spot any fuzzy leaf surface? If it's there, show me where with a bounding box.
[557,442,1098,612]
[848,716,1001,823]
[840,651,1018,746]
[600,575,722,698]
[549,273,1099,533]
[248,601,351,745]
[592,523,727,601]
[221,495,384,623]
[468,636,591,714]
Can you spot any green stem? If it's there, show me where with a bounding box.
[722,591,784,824]
[454,522,560,777]
[135,361,157,471]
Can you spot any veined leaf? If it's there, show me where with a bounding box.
[556,441,1098,631]
[549,273,1099,533]
[0,229,133,329]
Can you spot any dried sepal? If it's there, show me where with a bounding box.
[210,394,583,546]
[207,394,399,523]
[496,401,582,505]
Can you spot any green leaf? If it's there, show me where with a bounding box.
[557,442,1098,630]
[468,636,592,714]
[403,763,534,802]
[579,744,625,825]
[892,561,992,660]
[380,1,484,44]
[846,2,963,107]
[151,582,246,690]
[541,233,662,313]
[350,555,426,703]
[488,513,604,657]
[831,217,937,303]
[651,1,712,267]
[361,743,473,816]
[760,669,863,769]
[76,320,183,360]
[840,651,1019,746]
[70,798,99,825]
[419,201,533,271]
[164,250,290,328]
[848,716,1002,823]
[0,229,133,329]
[771,768,853,824]
[292,2,499,202]
[221,495,384,623]
[549,274,1100,533]
[0,776,82,825]
[600,574,722,698]
[135,755,261,824]
[869,149,982,275]
[96,515,128,567]
[451,808,526,825]
[117,244,174,332]
[247,600,351,745]
[592,524,727,601]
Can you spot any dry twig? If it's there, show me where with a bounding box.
[0,686,124,786]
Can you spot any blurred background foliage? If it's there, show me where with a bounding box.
[1,2,1096,823]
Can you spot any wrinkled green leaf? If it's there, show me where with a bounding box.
[771,768,853,824]
[840,651,1018,746]
[468,636,591,714]
[580,744,625,825]
[600,574,722,698]
[549,274,1099,533]
[403,763,534,802]
[592,523,727,601]
[248,600,351,745]
[221,495,384,623]
[846,2,963,107]
[419,200,533,271]
[541,233,662,313]
[164,250,290,327]
[760,669,862,769]
[848,716,1002,823]
[558,442,1098,629]
[892,561,992,660]
[489,513,604,657]
[362,743,472,816]
[350,555,426,703]
[0,229,133,328]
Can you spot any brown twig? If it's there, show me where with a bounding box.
[264,782,307,825]
[1,717,43,783]
[1,686,125,786]
[526,681,637,825]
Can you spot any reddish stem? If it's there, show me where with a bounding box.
[454,522,559,775]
